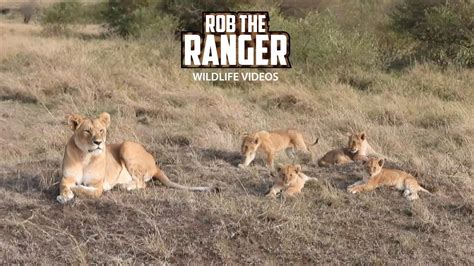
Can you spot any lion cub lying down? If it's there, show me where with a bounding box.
[239,129,318,168]
[266,164,317,197]
[318,132,374,167]
[347,158,430,200]
[57,112,211,204]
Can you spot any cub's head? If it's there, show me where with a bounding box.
[67,112,110,155]
[364,158,384,177]
[241,133,261,156]
[347,132,367,154]
[277,164,302,186]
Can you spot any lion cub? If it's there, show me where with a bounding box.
[266,164,317,197]
[238,129,318,168]
[318,132,374,167]
[347,158,430,200]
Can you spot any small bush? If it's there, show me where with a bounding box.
[102,0,179,38]
[270,10,380,74]
[158,0,250,31]
[389,0,473,67]
[41,0,84,33]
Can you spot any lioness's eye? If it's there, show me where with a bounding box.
[85,130,91,134]
[100,129,104,133]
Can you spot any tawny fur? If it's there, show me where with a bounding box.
[266,164,317,197]
[238,129,318,169]
[347,158,430,200]
[57,112,210,204]
[318,132,375,167]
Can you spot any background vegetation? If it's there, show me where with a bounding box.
[0,0,472,264]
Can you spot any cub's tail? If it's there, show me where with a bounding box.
[317,159,328,167]
[153,167,212,192]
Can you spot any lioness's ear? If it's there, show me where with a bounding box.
[99,112,110,128]
[360,132,366,140]
[67,114,84,131]
[295,164,302,173]
[378,158,384,167]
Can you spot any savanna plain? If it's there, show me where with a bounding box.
[0,1,473,264]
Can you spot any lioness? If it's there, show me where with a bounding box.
[238,129,318,168]
[317,132,374,167]
[57,112,211,204]
[266,164,317,197]
[347,158,430,200]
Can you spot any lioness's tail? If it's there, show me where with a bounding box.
[153,168,211,192]
[420,186,431,194]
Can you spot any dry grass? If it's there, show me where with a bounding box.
[0,17,473,264]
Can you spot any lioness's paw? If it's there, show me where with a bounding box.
[237,164,245,169]
[56,195,73,204]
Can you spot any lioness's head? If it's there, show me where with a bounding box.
[277,164,301,186]
[241,133,261,156]
[67,112,110,155]
[365,158,384,177]
[347,132,367,154]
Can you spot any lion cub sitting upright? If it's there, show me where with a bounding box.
[266,164,317,197]
[318,132,374,167]
[347,158,430,200]
[238,129,318,169]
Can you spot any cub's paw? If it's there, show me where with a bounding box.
[237,163,245,169]
[265,192,277,198]
[347,186,362,194]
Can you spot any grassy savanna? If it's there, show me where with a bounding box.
[0,0,473,264]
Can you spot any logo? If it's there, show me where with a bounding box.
[181,12,291,68]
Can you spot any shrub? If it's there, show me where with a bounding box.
[102,0,179,38]
[270,10,380,74]
[389,0,473,67]
[158,0,250,31]
[41,0,84,33]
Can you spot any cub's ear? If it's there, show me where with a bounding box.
[254,136,260,144]
[345,132,352,137]
[360,132,366,140]
[66,114,84,131]
[294,164,302,173]
[276,163,284,172]
[99,112,111,128]
[378,158,384,167]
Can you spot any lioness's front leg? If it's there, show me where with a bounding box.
[57,176,76,204]
[70,179,104,199]
[238,152,256,168]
